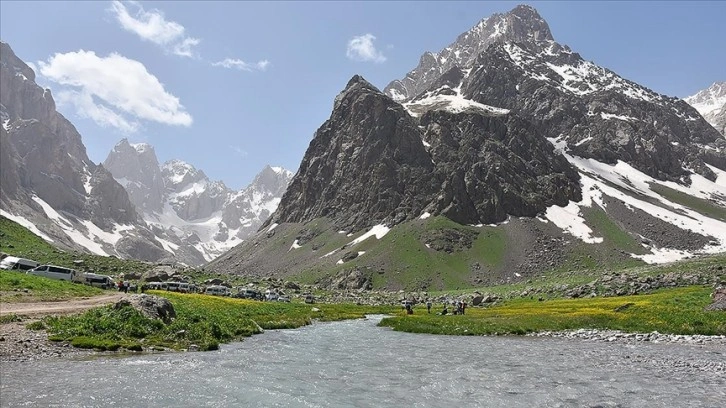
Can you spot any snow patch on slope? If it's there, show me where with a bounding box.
[404,90,510,117]
[322,224,391,259]
[0,209,54,242]
[544,202,603,244]
[547,136,726,263]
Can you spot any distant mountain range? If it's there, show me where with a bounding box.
[208,5,726,290]
[104,139,292,262]
[0,40,292,265]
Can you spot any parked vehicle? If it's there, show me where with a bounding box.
[264,290,278,301]
[166,282,186,292]
[0,256,40,271]
[235,289,261,299]
[145,282,167,291]
[205,285,230,296]
[83,273,115,289]
[277,296,291,303]
[27,265,78,282]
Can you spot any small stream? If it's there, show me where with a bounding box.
[1,315,724,407]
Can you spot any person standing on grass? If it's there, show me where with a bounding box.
[426,299,432,313]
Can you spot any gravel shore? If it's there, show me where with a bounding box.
[0,320,93,363]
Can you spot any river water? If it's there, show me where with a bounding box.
[1,315,724,407]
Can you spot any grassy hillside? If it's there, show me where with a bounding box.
[210,212,672,291]
[0,216,155,278]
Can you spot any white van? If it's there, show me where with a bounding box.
[205,285,230,296]
[27,265,78,282]
[0,256,40,271]
[83,273,115,289]
[145,282,167,290]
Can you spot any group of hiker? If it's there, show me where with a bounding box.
[403,298,468,315]
[439,299,467,315]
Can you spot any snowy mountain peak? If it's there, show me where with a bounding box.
[250,165,294,195]
[685,81,726,137]
[112,138,156,156]
[130,141,152,154]
[685,81,726,116]
[384,4,555,102]
[161,159,209,187]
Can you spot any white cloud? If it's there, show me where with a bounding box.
[346,34,386,63]
[109,0,200,58]
[229,145,248,157]
[56,90,139,133]
[38,50,192,132]
[212,58,270,72]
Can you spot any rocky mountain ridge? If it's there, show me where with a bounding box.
[213,5,726,289]
[104,139,293,262]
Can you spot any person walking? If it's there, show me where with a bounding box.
[426,299,432,314]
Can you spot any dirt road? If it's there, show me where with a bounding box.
[0,293,128,317]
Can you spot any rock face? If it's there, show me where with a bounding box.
[0,41,174,262]
[264,4,724,234]
[104,139,293,262]
[114,294,176,323]
[103,140,165,213]
[685,81,726,137]
[265,75,580,230]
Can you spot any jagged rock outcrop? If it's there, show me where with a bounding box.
[268,76,438,230]
[685,81,726,137]
[265,74,581,231]
[384,4,553,102]
[103,139,166,213]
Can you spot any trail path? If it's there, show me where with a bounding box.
[0,293,128,317]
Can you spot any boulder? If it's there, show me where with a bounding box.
[142,266,175,282]
[123,272,142,280]
[114,294,176,323]
[284,281,301,290]
[705,286,726,311]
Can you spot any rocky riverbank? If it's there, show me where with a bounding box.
[528,329,726,374]
[0,320,93,363]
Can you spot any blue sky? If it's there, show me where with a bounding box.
[1,1,724,190]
